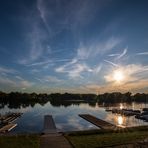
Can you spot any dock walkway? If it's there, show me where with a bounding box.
[41,115,72,148]
[40,134,72,148]
[43,115,57,134]
[79,114,117,130]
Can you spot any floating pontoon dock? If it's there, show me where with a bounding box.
[0,113,22,124]
[43,115,57,134]
[0,113,22,133]
[0,123,17,133]
[79,114,117,130]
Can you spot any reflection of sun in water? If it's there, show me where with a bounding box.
[113,70,124,82]
[118,116,123,125]
[120,103,123,109]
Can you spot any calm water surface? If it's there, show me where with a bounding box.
[0,102,148,133]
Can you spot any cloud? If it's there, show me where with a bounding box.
[18,24,48,65]
[108,47,127,59]
[0,66,16,74]
[0,76,33,90]
[17,3,51,66]
[0,77,15,86]
[116,47,127,59]
[37,0,52,34]
[15,76,24,81]
[44,76,62,83]
[55,61,92,79]
[136,52,148,55]
[93,64,102,74]
[104,64,148,85]
[35,75,63,85]
[55,36,120,79]
[28,59,71,67]
[77,37,121,60]
[70,64,148,93]
[104,60,119,67]
[108,53,120,57]
[19,80,33,88]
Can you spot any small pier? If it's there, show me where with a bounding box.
[79,114,117,130]
[41,115,72,148]
[43,115,57,134]
[0,123,17,133]
[0,112,22,133]
[0,113,22,124]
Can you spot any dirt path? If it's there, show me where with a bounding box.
[40,133,72,148]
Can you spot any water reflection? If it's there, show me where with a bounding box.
[115,115,126,127]
[118,116,123,125]
[119,103,123,109]
[0,101,148,133]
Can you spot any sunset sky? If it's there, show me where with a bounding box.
[0,0,148,93]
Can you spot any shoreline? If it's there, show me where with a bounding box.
[0,126,148,147]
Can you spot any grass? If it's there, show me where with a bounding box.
[0,134,40,148]
[66,126,148,148]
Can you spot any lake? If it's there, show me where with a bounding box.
[0,101,148,133]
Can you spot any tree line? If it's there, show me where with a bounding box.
[0,91,147,108]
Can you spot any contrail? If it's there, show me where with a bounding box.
[104,60,119,67]
[136,52,148,55]
[28,59,72,66]
[37,0,51,34]
[108,53,120,57]
[116,47,127,59]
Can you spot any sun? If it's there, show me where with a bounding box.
[113,70,124,82]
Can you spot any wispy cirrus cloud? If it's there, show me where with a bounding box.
[18,24,48,65]
[55,60,92,79]
[37,0,52,34]
[108,47,127,59]
[36,0,100,34]
[136,52,148,55]
[0,67,33,91]
[104,60,119,67]
[0,75,33,91]
[28,58,71,67]
[116,47,127,59]
[43,76,63,83]
[77,37,121,60]
[0,66,16,74]
[55,36,120,79]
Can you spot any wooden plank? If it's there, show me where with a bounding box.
[0,113,22,123]
[0,123,17,133]
[43,115,57,134]
[79,114,117,130]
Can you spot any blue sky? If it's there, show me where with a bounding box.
[0,0,148,93]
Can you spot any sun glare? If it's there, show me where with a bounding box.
[113,70,124,82]
[117,116,123,125]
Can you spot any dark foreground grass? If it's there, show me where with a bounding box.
[0,134,40,148]
[66,126,148,148]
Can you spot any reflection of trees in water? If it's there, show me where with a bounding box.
[50,100,81,107]
[0,91,147,109]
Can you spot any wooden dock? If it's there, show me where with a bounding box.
[0,113,22,123]
[79,114,117,130]
[43,115,57,134]
[0,123,17,133]
[0,113,22,133]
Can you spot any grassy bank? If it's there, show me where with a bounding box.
[0,134,40,148]
[0,126,148,148]
[65,126,148,148]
